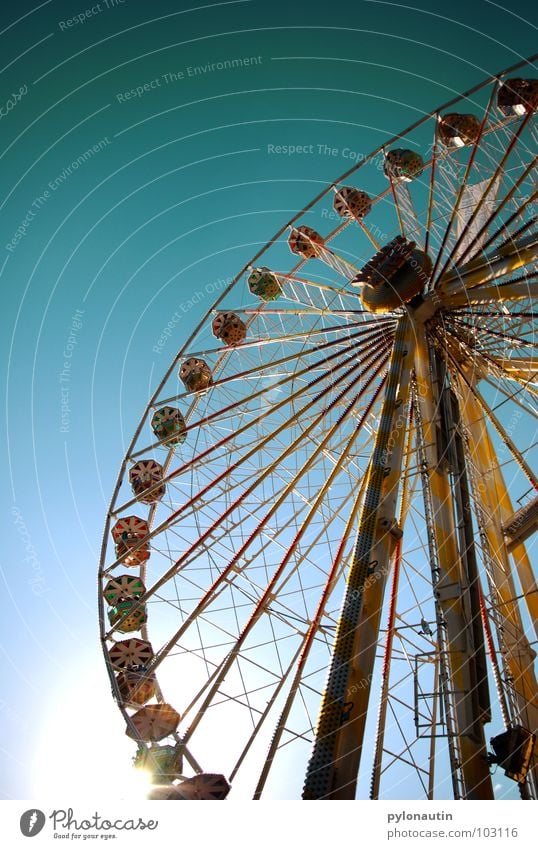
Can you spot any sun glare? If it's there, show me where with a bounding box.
[33,667,151,801]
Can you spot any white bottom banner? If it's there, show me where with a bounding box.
[1,800,534,848]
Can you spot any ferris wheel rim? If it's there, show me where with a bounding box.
[98,54,538,799]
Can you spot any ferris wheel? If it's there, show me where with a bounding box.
[98,55,538,801]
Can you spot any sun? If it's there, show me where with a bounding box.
[32,665,152,800]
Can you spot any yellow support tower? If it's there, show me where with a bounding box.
[303,315,415,799]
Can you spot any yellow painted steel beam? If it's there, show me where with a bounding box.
[494,359,537,372]
[492,358,538,379]
[504,496,538,552]
[507,541,538,640]
[439,234,538,295]
[495,370,538,388]
[253,468,371,799]
[453,364,537,499]
[457,384,538,768]
[303,315,415,799]
[448,360,538,640]
[443,278,538,309]
[413,322,494,799]
[370,406,415,799]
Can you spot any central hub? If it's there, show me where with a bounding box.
[352,236,432,313]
